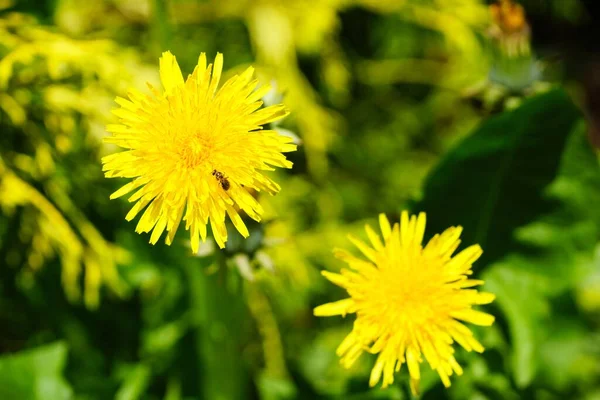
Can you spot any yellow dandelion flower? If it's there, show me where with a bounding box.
[314,211,495,395]
[102,51,296,252]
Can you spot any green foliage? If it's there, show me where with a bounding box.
[414,89,600,397]
[483,123,600,395]
[1,0,599,399]
[0,342,73,400]
[414,90,582,267]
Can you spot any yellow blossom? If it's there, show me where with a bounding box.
[102,51,296,252]
[314,211,495,395]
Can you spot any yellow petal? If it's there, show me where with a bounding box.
[414,212,426,246]
[475,292,496,304]
[246,83,271,103]
[313,298,355,317]
[369,356,385,387]
[451,308,495,326]
[365,223,383,251]
[347,234,377,263]
[445,244,482,274]
[209,52,223,94]
[336,331,358,356]
[159,51,184,94]
[406,345,421,381]
[197,52,207,72]
[409,378,420,396]
[321,270,351,288]
[150,214,168,244]
[379,213,392,240]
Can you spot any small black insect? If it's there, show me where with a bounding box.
[212,169,230,191]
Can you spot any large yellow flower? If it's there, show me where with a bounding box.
[102,52,296,252]
[314,211,495,395]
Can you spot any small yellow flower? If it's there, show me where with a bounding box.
[314,211,495,395]
[102,52,296,252]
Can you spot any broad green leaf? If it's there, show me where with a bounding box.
[514,123,600,292]
[485,257,598,393]
[415,89,600,393]
[413,89,582,267]
[0,341,73,400]
[483,125,600,390]
[483,261,548,388]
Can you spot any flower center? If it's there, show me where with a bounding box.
[374,256,443,328]
[177,132,214,170]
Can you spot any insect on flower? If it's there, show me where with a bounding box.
[102,51,296,251]
[212,169,230,191]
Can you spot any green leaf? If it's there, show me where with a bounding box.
[115,363,151,400]
[298,326,362,396]
[0,341,73,400]
[537,319,598,392]
[415,89,600,393]
[413,89,582,267]
[483,124,600,389]
[257,374,297,400]
[483,261,548,388]
[513,122,600,292]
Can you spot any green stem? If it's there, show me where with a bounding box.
[151,0,171,51]
[186,251,249,400]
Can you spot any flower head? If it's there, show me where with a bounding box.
[489,0,531,58]
[314,211,495,395]
[102,52,296,252]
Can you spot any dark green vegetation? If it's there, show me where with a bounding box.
[1,1,599,399]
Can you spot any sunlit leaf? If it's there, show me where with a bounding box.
[414,89,582,267]
[0,342,73,400]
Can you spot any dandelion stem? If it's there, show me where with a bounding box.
[151,0,171,50]
[186,250,250,400]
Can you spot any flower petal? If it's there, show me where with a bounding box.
[313,298,356,317]
[159,51,184,94]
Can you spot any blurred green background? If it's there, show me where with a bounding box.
[1,0,599,399]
